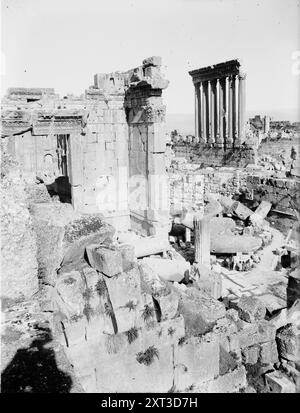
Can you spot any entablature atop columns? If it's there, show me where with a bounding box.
[189,59,241,84]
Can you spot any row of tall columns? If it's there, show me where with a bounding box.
[194,74,246,148]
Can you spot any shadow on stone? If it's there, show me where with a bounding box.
[1,327,72,393]
[46,176,71,204]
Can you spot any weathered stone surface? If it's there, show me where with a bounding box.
[196,366,247,393]
[86,244,123,277]
[259,341,278,364]
[238,320,277,349]
[254,200,272,218]
[142,56,162,67]
[153,286,179,321]
[241,345,259,365]
[175,285,226,336]
[196,269,222,300]
[119,243,136,271]
[236,295,266,323]
[231,201,253,220]
[270,299,300,330]
[265,371,296,393]
[211,234,262,254]
[175,334,220,391]
[105,267,142,332]
[62,215,115,271]
[287,269,300,307]
[276,323,300,362]
[142,257,190,283]
[1,153,38,300]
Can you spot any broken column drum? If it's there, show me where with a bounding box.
[189,60,246,149]
[193,212,210,267]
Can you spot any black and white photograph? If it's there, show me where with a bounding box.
[0,0,299,398]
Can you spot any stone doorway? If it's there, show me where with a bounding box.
[46,134,72,204]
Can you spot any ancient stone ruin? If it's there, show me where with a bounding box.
[1,56,299,394]
[189,59,246,148]
[1,56,169,239]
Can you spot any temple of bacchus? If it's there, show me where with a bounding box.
[189,59,246,149]
[1,56,170,239]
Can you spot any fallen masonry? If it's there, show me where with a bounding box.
[1,56,299,394]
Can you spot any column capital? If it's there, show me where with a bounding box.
[238,72,247,81]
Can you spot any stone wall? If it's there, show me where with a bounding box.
[168,163,299,216]
[173,144,256,168]
[1,56,170,237]
[0,139,38,301]
[125,57,169,237]
[258,137,299,170]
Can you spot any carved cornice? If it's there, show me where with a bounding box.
[142,104,166,122]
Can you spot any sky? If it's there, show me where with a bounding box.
[1,0,300,121]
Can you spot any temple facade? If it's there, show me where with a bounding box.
[189,59,246,149]
[1,56,170,239]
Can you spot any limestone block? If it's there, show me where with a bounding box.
[276,323,300,362]
[196,366,247,393]
[142,257,190,283]
[249,213,269,230]
[238,320,277,349]
[138,261,168,296]
[175,286,226,336]
[86,244,123,277]
[259,341,278,365]
[265,371,296,393]
[61,215,115,273]
[254,200,272,218]
[142,56,162,67]
[1,167,38,299]
[153,286,179,320]
[287,270,300,307]
[105,267,141,309]
[148,123,166,153]
[231,201,253,220]
[241,345,259,365]
[118,243,136,271]
[211,234,262,254]
[196,271,222,300]
[54,270,86,318]
[236,295,266,323]
[148,152,166,175]
[218,195,236,214]
[175,334,220,391]
[141,315,185,348]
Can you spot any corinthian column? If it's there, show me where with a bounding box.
[219,77,225,148]
[194,83,199,140]
[203,81,209,143]
[232,74,238,147]
[238,73,246,145]
[215,78,221,146]
[207,80,213,144]
[209,80,215,144]
[227,75,233,149]
[200,83,205,144]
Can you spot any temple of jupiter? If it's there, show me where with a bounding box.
[189,59,246,149]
